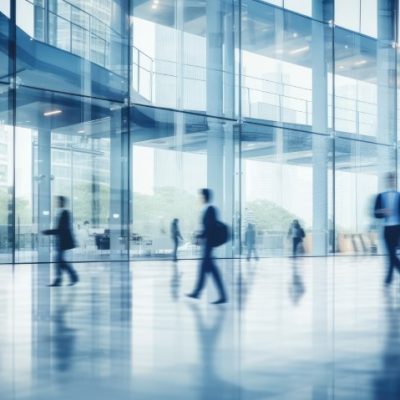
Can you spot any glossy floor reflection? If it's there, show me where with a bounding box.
[0,257,399,399]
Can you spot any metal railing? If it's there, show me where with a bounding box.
[20,0,124,73]
[131,47,378,135]
[16,0,380,136]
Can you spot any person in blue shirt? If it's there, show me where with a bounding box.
[374,173,400,286]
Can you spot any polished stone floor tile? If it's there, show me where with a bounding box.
[0,256,400,399]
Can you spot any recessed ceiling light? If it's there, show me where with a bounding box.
[151,3,157,9]
[339,65,344,69]
[289,46,309,55]
[78,130,85,134]
[43,110,62,117]
[354,59,367,66]
[292,32,298,38]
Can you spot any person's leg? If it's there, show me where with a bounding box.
[173,239,178,261]
[394,226,400,270]
[384,227,396,285]
[292,239,297,257]
[51,249,63,285]
[254,245,259,261]
[188,246,208,297]
[247,245,251,261]
[60,250,78,284]
[295,238,301,256]
[249,245,255,260]
[208,247,227,302]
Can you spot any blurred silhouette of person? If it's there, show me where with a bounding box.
[188,303,264,399]
[170,262,182,301]
[288,259,306,305]
[171,218,183,262]
[82,220,91,250]
[374,172,400,286]
[288,219,306,257]
[373,290,400,399]
[43,196,79,287]
[237,258,258,311]
[52,289,77,372]
[244,223,259,261]
[187,188,227,304]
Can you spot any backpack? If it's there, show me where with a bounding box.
[211,221,230,247]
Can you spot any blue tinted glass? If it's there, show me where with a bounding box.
[16,0,129,100]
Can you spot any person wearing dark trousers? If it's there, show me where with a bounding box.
[187,188,227,304]
[245,223,259,261]
[288,219,305,257]
[374,173,400,286]
[43,196,79,287]
[171,218,183,262]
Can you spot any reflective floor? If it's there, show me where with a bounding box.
[1,256,399,399]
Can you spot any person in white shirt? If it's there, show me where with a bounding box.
[374,172,400,286]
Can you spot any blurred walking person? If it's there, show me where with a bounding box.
[43,196,79,287]
[244,223,259,261]
[171,218,183,262]
[187,189,228,304]
[288,220,305,257]
[374,172,400,286]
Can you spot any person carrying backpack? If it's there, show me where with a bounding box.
[288,219,306,257]
[187,188,228,304]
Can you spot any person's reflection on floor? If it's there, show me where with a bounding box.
[52,289,77,373]
[237,260,258,311]
[188,303,263,399]
[170,262,182,301]
[288,259,306,305]
[373,291,400,399]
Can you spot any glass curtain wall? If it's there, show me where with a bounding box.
[0,0,398,262]
[130,106,235,260]
[14,87,129,263]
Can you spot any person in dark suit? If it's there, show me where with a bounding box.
[171,218,183,262]
[187,188,227,304]
[43,196,79,287]
[374,172,400,286]
[288,219,306,257]
[244,223,259,261]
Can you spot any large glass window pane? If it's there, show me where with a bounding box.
[335,138,395,255]
[0,1,10,17]
[334,28,396,144]
[131,0,237,119]
[15,87,129,263]
[0,0,11,84]
[16,0,129,100]
[241,123,333,256]
[360,0,377,38]
[130,106,235,260]
[284,0,312,17]
[0,84,14,263]
[241,1,333,135]
[335,0,361,32]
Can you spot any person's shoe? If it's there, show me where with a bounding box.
[186,293,199,299]
[211,298,227,305]
[48,282,62,287]
[68,276,79,286]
